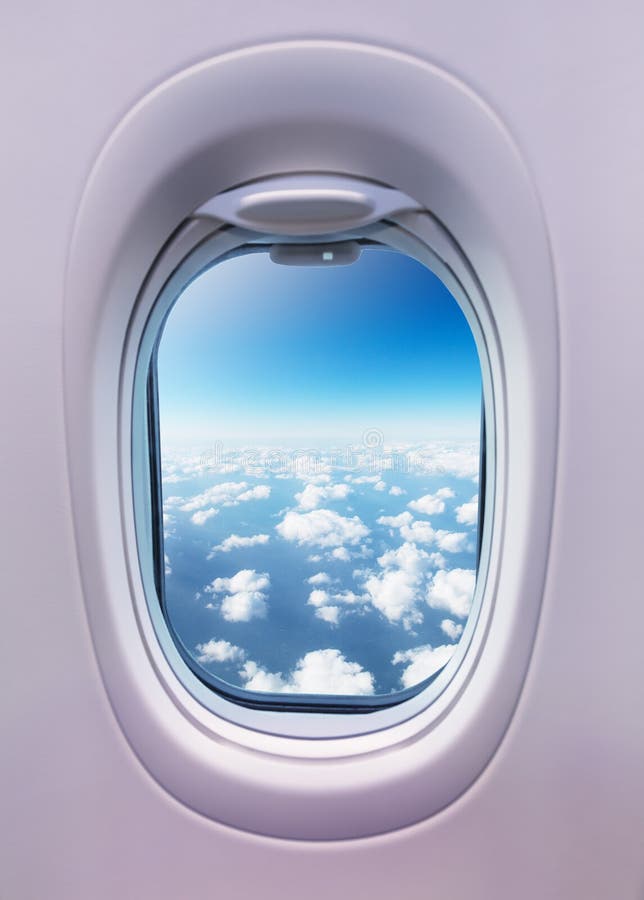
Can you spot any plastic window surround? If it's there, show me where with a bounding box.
[63,41,557,838]
[130,205,495,739]
[141,232,486,714]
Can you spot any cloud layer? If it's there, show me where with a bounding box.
[181,481,271,515]
[209,533,269,555]
[427,568,476,618]
[276,508,369,548]
[195,638,246,664]
[204,569,270,622]
[161,440,482,696]
[240,649,375,695]
[408,487,454,516]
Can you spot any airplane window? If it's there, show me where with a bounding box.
[144,238,485,711]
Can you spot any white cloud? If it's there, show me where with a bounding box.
[291,649,374,694]
[163,473,189,485]
[379,511,466,553]
[160,450,229,484]
[295,482,351,510]
[377,511,413,529]
[331,546,351,561]
[240,649,374,695]
[195,638,246,665]
[408,487,455,516]
[164,553,172,576]
[205,569,270,622]
[333,590,364,605]
[406,444,480,481]
[377,541,432,575]
[291,456,332,480]
[307,571,331,586]
[361,541,447,630]
[455,495,479,526]
[427,568,476,618]
[209,533,269,554]
[237,484,271,502]
[363,568,424,630]
[428,552,447,569]
[366,542,435,628]
[308,587,365,623]
[400,520,436,545]
[238,660,286,692]
[345,474,381,484]
[297,472,332,485]
[435,530,468,553]
[191,508,218,526]
[308,589,330,608]
[181,481,271,513]
[389,485,406,496]
[440,618,464,641]
[374,480,387,492]
[315,606,340,625]
[392,643,456,688]
[276,508,369,548]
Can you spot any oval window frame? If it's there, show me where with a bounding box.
[63,41,558,839]
[131,214,495,735]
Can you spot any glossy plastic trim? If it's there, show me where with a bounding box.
[63,40,557,839]
[129,218,493,733]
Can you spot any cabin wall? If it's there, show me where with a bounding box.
[2,3,643,897]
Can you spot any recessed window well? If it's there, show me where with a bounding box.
[135,220,487,713]
[64,40,557,837]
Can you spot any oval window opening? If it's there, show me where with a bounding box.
[138,226,486,713]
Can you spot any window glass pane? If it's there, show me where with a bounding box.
[156,245,482,701]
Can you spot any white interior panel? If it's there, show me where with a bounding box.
[62,41,555,839]
[1,4,643,898]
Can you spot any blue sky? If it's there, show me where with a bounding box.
[157,244,483,698]
[158,247,482,444]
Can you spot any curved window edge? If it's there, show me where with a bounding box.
[129,213,496,736]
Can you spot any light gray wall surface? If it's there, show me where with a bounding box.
[1,3,643,898]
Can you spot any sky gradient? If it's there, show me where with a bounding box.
[158,246,482,445]
[157,243,483,698]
